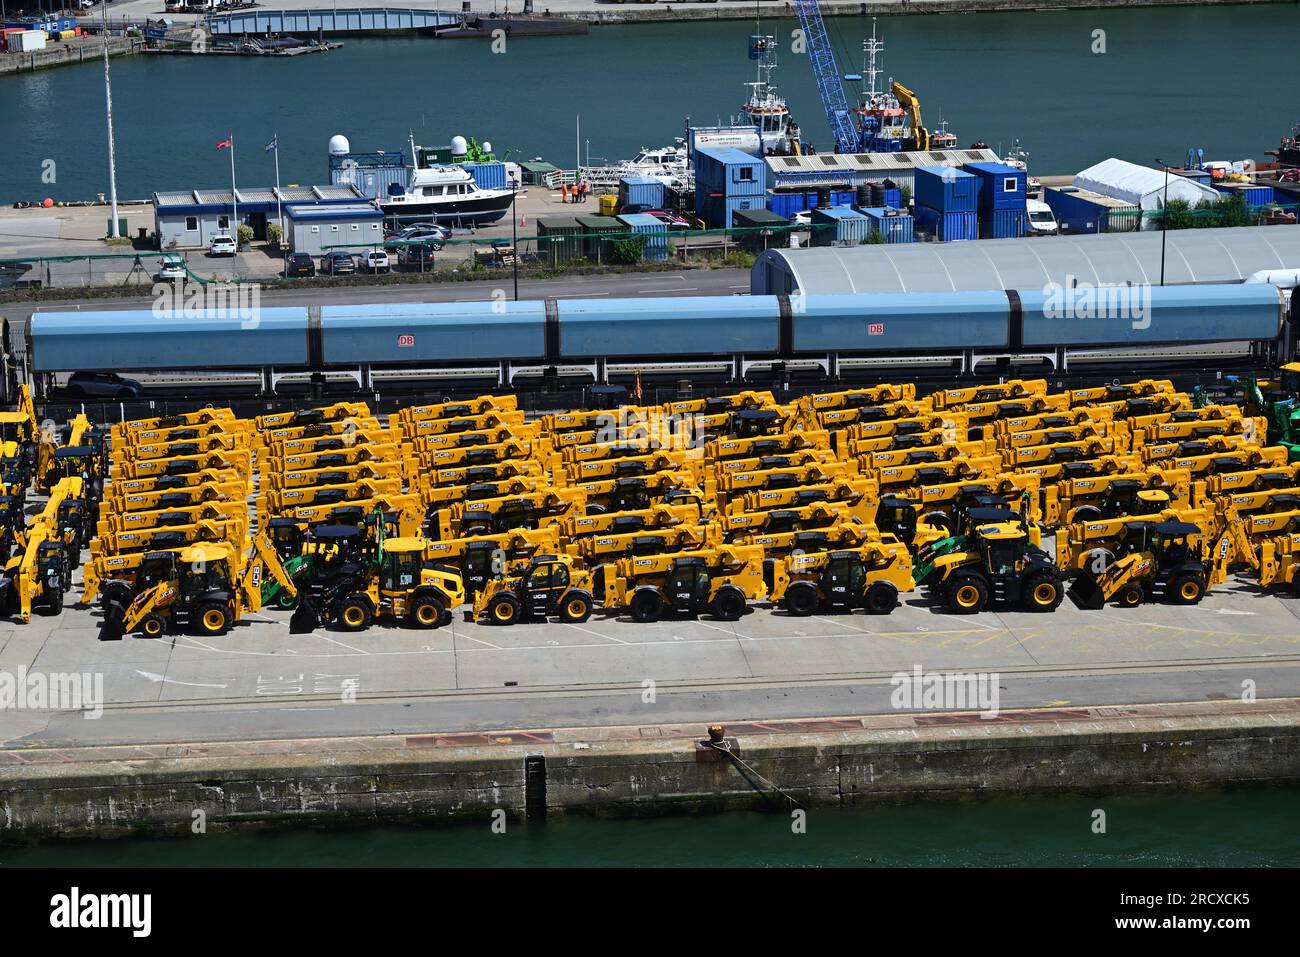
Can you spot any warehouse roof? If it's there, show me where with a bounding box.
[751,226,1300,295]
[154,185,362,209]
[765,147,1000,178]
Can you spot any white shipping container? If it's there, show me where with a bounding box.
[16,29,48,51]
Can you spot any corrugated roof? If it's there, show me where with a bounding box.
[766,148,1000,177]
[751,225,1300,295]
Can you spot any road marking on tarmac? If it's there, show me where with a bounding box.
[135,670,228,689]
[563,622,628,645]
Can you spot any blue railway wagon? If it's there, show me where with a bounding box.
[793,292,1011,353]
[319,302,546,364]
[556,296,777,357]
[1018,283,1283,348]
[29,309,310,372]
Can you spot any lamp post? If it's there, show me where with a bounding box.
[1155,157,1169,286]
[511,181,519,301]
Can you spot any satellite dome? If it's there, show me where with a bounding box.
[482,141,492,154]
[328,134,351,156]
[450,135,468,156]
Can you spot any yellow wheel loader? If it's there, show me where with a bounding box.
[470,554,596,626]
[766,540,915,616]
[1068,521,1211,609]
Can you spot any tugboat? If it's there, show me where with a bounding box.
[851,18,956,154]
[736,33,799,155]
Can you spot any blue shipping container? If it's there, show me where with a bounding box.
[463,162,507,192]
[702,194,764,230]
[913,166,978,213]
[617,213,669,262]
[619,176,666,210]
[963,162,1027,214]
[982,207,1027,239]
[1214,183,1275,206]
[767,190,815,218]
[833,190,856,208]
[811,207,872,246]
[1042,187,1138,234]
[914,204,977,242]
[694,146,765,198]
[861,207,915,244]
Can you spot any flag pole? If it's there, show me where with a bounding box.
[273,134,282,236]
[229,134,238,242]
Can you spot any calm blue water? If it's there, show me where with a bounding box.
[0,7,1295,202]
[3,787,1298,866]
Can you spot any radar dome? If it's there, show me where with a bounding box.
[328,134,351,156]
[482,141,492,154]
[450,135,468,156]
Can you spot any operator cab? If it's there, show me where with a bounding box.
[666,555,710,612]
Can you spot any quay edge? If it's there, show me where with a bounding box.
[2,698,1299,842]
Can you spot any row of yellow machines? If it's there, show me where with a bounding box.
[40,374,1300,637]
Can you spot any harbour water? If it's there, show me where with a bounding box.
[0,7,1295,203]
[3,786,1299,866]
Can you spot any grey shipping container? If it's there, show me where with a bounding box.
[811,206,873,246]
[575,215,622,262]
[536,217,584,266]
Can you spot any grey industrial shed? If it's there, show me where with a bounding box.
[750,226,1300,295]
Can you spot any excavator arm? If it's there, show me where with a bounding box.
[890,81,929,152]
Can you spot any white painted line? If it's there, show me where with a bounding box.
[695,620,745,639]
[135,670,229,689]
[564,622,629,645]
[308,633,372,655]
[813,615,875,635]
[464,634,504,650]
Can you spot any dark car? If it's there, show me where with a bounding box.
[644,210,692,231]
[398,243,437,269]
[64,371,143,400]
[620,203,656,216]
[321,251,357,275]
[284,253,316,278]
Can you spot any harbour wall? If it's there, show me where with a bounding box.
[0,37,142,76]
[574,0,1289,24]
[2,699,1299,841]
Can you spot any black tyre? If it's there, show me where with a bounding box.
[274,590,298,610]
[863,582,898,615]
[709,588,746,622]
[559,592,593,624]
[411,594,447,629]
[1117,583,1144,608]
[140,613,166,639]
[487,593,521,626]
[1022,573,1064,613]
[41,586,64,615]
[945,575,988,615]
[195,601,232,636]
[629,589,663,623]
[1069,505,1103,523]
[335,595,372,632]
[783,582,820,617]
[1169,573,1206,605]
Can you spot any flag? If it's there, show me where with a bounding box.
[216,139,232,151]
[264,136,277,153]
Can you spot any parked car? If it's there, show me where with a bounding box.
[157,254,186,280]
[619,203,656,216]
[644,210,692,231]
[398,243,437,269]
[321,251,357,275]
[284,253,316,278]
[64,371,144,400]
[208,235,237,256]
[385,222,449,242]
[362,249,391,274]
[389,225,448,250]
[792,210,812,226]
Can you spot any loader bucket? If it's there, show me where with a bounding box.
[1067,573,1107,610]
[289,593,322,634]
